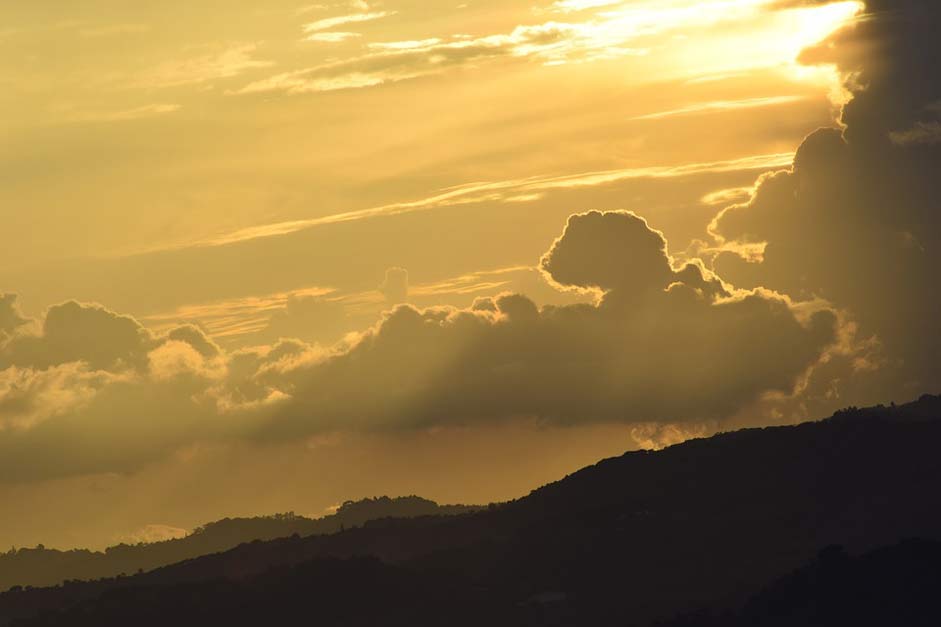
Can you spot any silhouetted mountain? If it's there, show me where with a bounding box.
[2,395,939,626]
[12,540,941,627]
[0,496,479,592]
[658,539,941,626]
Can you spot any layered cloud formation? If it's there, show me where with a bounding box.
[0,211,836,482]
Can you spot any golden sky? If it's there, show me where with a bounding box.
[7,0,941,550]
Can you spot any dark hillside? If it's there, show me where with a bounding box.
[3,395,939,626]
[659,539,941,627]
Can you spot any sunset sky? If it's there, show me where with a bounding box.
[2,0,938,550]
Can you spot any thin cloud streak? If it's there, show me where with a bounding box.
[143,287,336,339]
[631,95,806,120]
[184,152,794,249]
[57,103,181,125]
[142,267,536,343]
[138,44,274,89]
[302,11,395,34]
[408,266,533,298]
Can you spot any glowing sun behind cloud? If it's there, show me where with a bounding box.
[577,0,864,86]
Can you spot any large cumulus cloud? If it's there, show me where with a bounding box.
[706,0,941,403]
[252,211,836,436]
[0,212,837,482]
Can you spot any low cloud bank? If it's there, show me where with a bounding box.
[0,211,837,482]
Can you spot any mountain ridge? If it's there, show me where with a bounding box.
[0,496,480,592]
[2,394,939,626]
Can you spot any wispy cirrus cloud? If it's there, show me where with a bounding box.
[238,16,658,96]
[549,0,622,12]
[143,286,336,340]
[409,266,531,298]
[247,0,780,97]
[302,10,395,35]
[138,43,274,88]
[192,151,794,248]
[237,0,858,97]
[54,103,181,124]
[142,266,543,344]
[239,22,600,95]
[366,38,443,51]
[632,95,806,120]
[307,31,362,43]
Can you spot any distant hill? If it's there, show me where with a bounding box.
[2,394,939,627]
[0,496,480,592]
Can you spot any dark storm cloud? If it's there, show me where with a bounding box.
[707,0,941,403]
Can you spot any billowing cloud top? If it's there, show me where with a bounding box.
[708,0,941,403]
